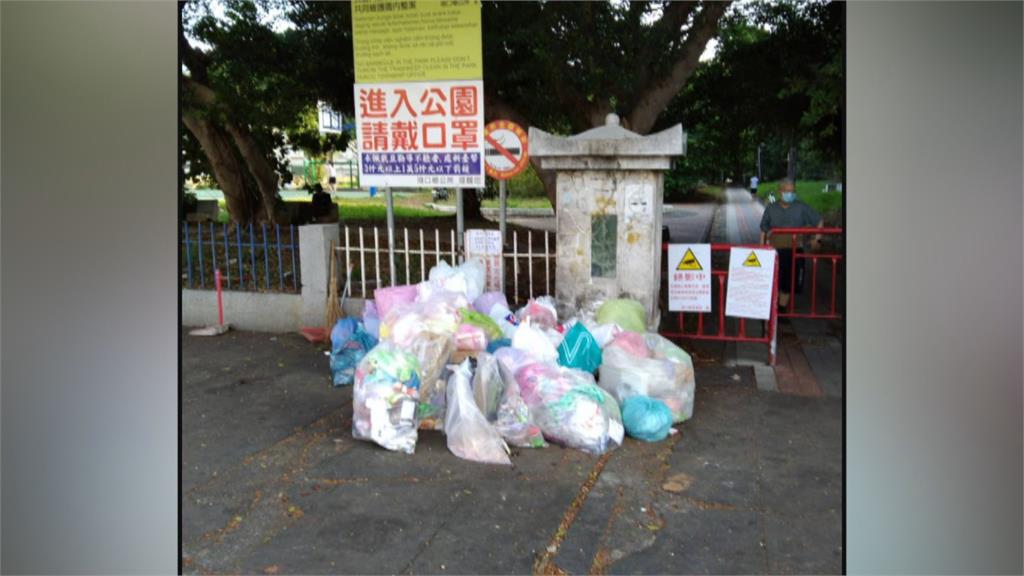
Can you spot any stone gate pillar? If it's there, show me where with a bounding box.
[529,114,686,329]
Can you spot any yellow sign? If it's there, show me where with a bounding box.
[742,251,762,267]
[352,0,483,83]
[676,248,703,270]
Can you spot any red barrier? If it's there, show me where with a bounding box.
[659,243,780,365]
[766,227,843,319]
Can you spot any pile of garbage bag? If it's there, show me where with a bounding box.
[335,258,696,463]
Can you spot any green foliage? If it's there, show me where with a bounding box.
[660,0,843,187]
[507,164,547,198]
[757,179,843,220]
[181,0,354,187]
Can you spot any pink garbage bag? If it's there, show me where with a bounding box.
[373,284,419,318]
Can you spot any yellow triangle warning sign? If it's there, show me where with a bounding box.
[742,251,762,267]
[676,248,703,270]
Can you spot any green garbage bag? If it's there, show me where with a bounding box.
[595,299,646,333]
[557,322,603,374]
[458,307,504,342]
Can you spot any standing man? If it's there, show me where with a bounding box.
[749,174,759,197]
[759,180,824,309]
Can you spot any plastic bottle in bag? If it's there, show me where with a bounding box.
[352,342,422,454]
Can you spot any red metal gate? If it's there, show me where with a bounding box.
[659,243,781,365]
[769,227,844,319]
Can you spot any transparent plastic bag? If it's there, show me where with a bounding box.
[362,300,381,340]
[472,353,504,421]
[352,342,422,454]
[425,259,486,301]
[515,363,622,455]
[406,331,454,431]
[516,296,558,330]
[380,289,466,346]
[373,284,419,318]
[330,318,378,387]
[511,321,558,362]
[445,360,511,465]
[493,358,547,448]
[454,324,487,351]
[474,291,509,315]
[598,333,695,423]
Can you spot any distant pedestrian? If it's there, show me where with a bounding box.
[327,161,337,193]
[749,175,759,197]
[759,180,824,310]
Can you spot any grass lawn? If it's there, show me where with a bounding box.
[756,180,843,220]
[433,195,553,209]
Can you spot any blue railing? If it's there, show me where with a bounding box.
[181,222,301,293]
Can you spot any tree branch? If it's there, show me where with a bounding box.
[627,1,729,134]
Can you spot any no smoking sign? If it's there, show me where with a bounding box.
[484,120,529,180]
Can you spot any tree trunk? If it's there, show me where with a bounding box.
[462,188,483,221]
[787,144,797,180]
[182,112,262,224]
[223,123,283,224]
[627,2,730,135]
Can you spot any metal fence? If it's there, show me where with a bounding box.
[181,222,301,293]
[658,243,781,365]
[332,225,556,307]
[769,227,844,320]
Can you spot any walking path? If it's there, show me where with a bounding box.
[712,188,843,399]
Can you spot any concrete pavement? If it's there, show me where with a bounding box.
[182,330,841,575]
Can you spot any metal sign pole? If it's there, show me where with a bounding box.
[385,187,397,285]
[499,179,507,246]
[455,188,464,263]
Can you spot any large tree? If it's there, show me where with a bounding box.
[180,0,351,224]
[181,1,729,219]
[481,1,730,206]
[661,0,843,185]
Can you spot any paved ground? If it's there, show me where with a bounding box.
[182,330,842,575]
[711,187,844,399]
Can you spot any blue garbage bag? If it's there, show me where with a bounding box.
[621,396,674,442]
[486,338,511,354]
[330,318,377,387]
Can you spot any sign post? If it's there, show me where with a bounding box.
[484,120,529,246]
[386,187,397,284]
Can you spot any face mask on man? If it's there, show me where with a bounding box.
[781,191,796,203]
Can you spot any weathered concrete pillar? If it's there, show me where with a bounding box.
[530,114,685,329]
[299,223,340,327]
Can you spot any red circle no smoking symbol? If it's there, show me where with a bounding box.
[484,120,529,180]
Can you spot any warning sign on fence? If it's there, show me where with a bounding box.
[465,229,503,292]
[725,247,776,320]
[668,244,711,312]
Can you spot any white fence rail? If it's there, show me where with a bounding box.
[332,225,556,306]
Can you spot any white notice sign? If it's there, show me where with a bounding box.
[667,244,711,312]
[724,248,777,320]
[465,229,503,292]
